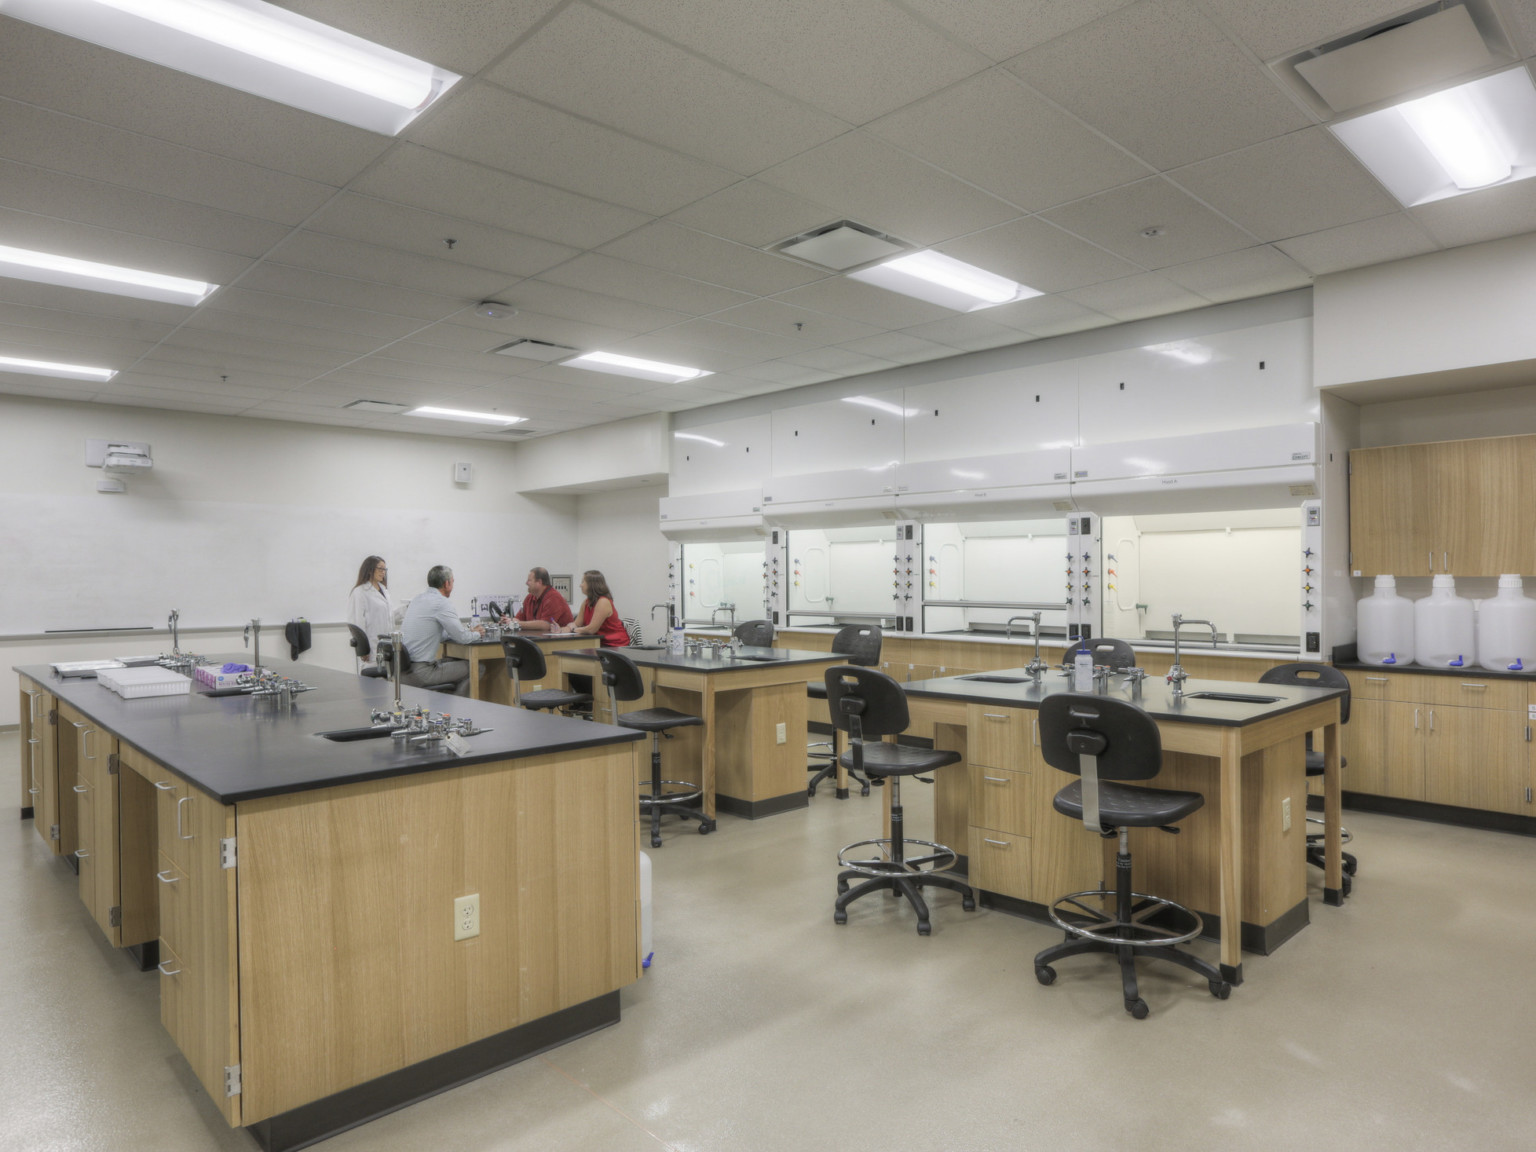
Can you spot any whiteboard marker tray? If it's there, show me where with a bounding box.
[98,666,191,699]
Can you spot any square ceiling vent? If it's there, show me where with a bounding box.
[771,220,908,270]
[492,338,578,361]
[344,399,410,414]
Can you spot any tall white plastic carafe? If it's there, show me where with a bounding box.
[1477,575,1536,672]
[1415,575,1475,668]
[1356,575,1414,666]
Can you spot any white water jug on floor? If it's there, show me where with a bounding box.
[1478,575,1536,672]
[1415,575,1475,668]
[1357,575,1415,666]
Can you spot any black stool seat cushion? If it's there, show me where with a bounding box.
[1053,779,1205,828]
[360,666,389,678]
[1304,749,1346,776]
[618,707,704,733]
[807,680,828,699]
[522,688,591,710]
[839,742,961,778]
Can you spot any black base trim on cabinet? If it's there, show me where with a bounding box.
[20,806,32,820]
[126,940,159,972]
[1312,791,1536,837]
[978,890,1308,957]
[64,853,78,876]
[714,791,808,820]
[248,991,621,1152]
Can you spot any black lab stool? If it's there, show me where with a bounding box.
[500,637,591,714]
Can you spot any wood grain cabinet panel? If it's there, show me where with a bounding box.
[1349,442,1434,577]
[966,704,1033,770]
[967,827,1030,900]
[967,764,1031,836]
[1341,697,1388,796]
[1422,706,1530,815]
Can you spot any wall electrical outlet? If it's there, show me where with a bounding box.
[775,722,787,744]
[1281,797,1292,832]
[454,894,480,941]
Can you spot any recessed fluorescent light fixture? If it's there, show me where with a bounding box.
[6,0,460,136]
[563,351,712,384]
[0,354,118,382]
[0,243,216,305]
[842,395,918,418]
[848,250,1041,312]
[405,406,526,426]
[673,432,726,447]
[1329,67,1536,206]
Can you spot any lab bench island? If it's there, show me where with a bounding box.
[15,659,646,1152]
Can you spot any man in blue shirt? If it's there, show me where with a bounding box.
[399,565,483,696]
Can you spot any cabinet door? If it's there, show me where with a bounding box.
[1341,697,1388,795]
[72,723,122,944]
[1432,435,1536,577]
[1349,444,1434,576]
[1423,706,1529,814]
[23,688,61,853]
[1383,702,1426,800]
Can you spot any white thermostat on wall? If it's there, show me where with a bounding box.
[453,462,472,484]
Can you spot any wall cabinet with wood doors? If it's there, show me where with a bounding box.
[1349,434,1536,577]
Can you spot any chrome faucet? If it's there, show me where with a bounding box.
[1008,612,1047,681]
[242,618,262,674]
[1004,614,1035,641]
[385,630,404,712]
[710,602,737,628]
[168,609,181,655]
[651,602,677,632]
[1168,614,1219,698]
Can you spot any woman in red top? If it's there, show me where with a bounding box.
[564,570,630,647]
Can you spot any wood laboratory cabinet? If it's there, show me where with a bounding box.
[1349,434,1536,577]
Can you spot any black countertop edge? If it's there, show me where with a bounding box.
[556,646,838,671]
[901,669,1344,727]
[1331,659,1536,683]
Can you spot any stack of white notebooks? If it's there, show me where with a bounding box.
[97,667,191,699]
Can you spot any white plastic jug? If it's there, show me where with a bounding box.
[1415,575,1475,668]
[1357,575,1414,666]
[1477,575,1536,672]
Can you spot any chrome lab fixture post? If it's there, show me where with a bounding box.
[243,618,262,674]
[1167,613,1219,698]
[168,609,181,655]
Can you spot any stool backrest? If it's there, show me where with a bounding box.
[1258,662,1351,725]
[500,636,548,680]
[596,649,645,703]
[1070,636,1136,670]
[1040,694,1162,832]
[831,624,882,666]
[375,635,413,674]
[734,619,775,646]
[824,664,908,741]
[346,624,371,659]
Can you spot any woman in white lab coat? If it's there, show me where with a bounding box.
[347,556,394,653]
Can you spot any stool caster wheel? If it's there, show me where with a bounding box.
[806,784,817,798]
[1341,873,1352,898]
[962,896,975,912]
[1127,998,1150,1020]
[916,921,931,937]
[699,819,716,835]
[1209,980,1231,1000]
[1035,966,1056,986]
[1343,855,1358,876]
[833,909,847,925]
[837,879,849,895]
[651,836,662,849]
[859,783,870,797]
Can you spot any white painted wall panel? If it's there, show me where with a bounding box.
[669,414,772,496]
[771,390,906,476]
[902,363,1077,462]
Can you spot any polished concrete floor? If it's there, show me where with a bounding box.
[3,728,1534,1152]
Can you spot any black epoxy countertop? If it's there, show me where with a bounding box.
[902,668,1344,727]
[557,646,838,673]
[1333,659,1536,683]
[15,657,642,805]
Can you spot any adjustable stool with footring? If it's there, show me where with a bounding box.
[807,624,881,799]
[346,625,390,678]
[500,636,591,714]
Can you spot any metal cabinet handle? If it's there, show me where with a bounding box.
[982,775,1010,784]
[156,869,180,885]
[74,849,88,859]
[1429,709,1435,733]
[153,780,177,792]
[1428,551,1433,574]
[1460,683,1487,689]
[157,960,181,977]
[1414,707,1420,730]
[73,784,88,793]
[1365,676,1389,682]
[981,713,1009,721]
[176,795,193,840]
[982,838,1010,847]
[1443,551,1449,571]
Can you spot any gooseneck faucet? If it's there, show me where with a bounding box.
[651,603,677,632]
[1167,613,1219,698]
[1008,612,1047,681]
[242,618,262,674]
[168,609,181,655]
[710,602,737,628]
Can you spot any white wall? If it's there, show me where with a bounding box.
[1,395,577,724]
[1358,381,1536,447]
[574,486,672,643]
[518,413,669,493]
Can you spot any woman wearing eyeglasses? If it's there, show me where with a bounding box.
[347,556,395,650]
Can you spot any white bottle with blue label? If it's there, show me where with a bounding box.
[1073,648,1093,691]
[671,623,685,655]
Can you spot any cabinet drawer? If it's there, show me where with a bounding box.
[155,851,191,956]
[966,704,1034,769]
[1344,671,1394,700]
[157,938,196,1051]
[968,828,1030,900]
[967,764,1032,836]
[1414,677,1523,710]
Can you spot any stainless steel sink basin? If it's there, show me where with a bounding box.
[1181,692,1280,704]
[959,674,1029,684]
[315,726,404,742]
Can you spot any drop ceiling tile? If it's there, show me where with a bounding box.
[772,276,956,329]
[0,376,103,402]
[348,349,511,387]
[838,331,959,363]
[354,145,651,251]
[658,318,821,360]
[237,264,463,322]
[0,98,335,225]
[487,4,849,173]
[305,194,578,279]
[1275,213,1439,276]
[982,293,1112,336]
[595,0,984,124]
[779,346,901,373]
[899,314,1031,352]
[1063,272,1209,321]
[1041,177,1255,269]
[756,132,1020,245]
[412,82,738,217]
[935,216,1141,294]
[282,0,565,75]
[596,336,754,374]
[899,0,1137,62]
[1503,3,1536,57]
[1159,245,1313,303]
[630,383,748,410]
[266,232,517,300]
[731,361,838,386]
[206,289,426,341]
[693,373,797,397]
[1172,128,1400,242]
[0,207,254,288]
[867,70,1150,212]
[420,314,638,354]
[665,181,836,248]
[0,21,390,185]
[111,372,281,402]
[130,357,315,390]
[599,222,828,295]
[1410,177,1536,248]
[0,301,176,347]
[508,361,679,399]
[0,323,158,365]
[539,254,753,316]
[0,279,196,325]
[107,390,251,414]
[184,310,388,356]
[1008,0,1311,169]
[504,281,693,333]
[162,329,355,371]
[708,299,884,345]
[1196,0,1416,60]
[0,160,291,260]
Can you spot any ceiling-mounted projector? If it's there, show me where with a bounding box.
[102,443,153,474]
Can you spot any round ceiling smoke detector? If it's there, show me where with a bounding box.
[1140,227,1166,238]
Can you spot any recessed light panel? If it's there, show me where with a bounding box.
[1330,67,1536,206]
[776,222,907,270]
[7,0,461,136]
[562,351,712,384]
[344,399,410,414]
[0,243,217,305]
[492,338,578,362]
[848,250,1041,312]
[406,406,526,426]
[0,354,118,382]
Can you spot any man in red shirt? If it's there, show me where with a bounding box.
[513,567,573,632]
